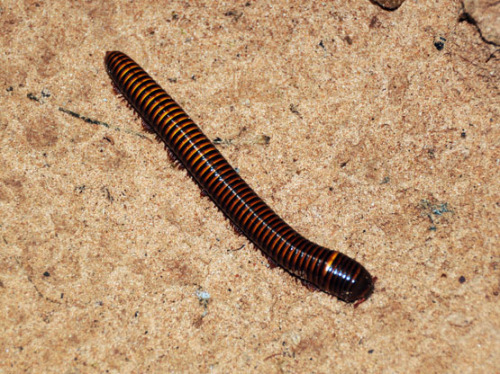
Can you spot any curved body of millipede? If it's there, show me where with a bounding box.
[105,51,374,303]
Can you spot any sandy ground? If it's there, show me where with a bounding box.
[1,1,499,372]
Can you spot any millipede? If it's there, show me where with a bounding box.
[104,51,374,303]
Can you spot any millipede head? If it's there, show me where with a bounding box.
[345,271,374,304]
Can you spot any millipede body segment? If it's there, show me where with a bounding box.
[105,51,374,303]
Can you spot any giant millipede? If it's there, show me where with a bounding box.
[105,51,374,303]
